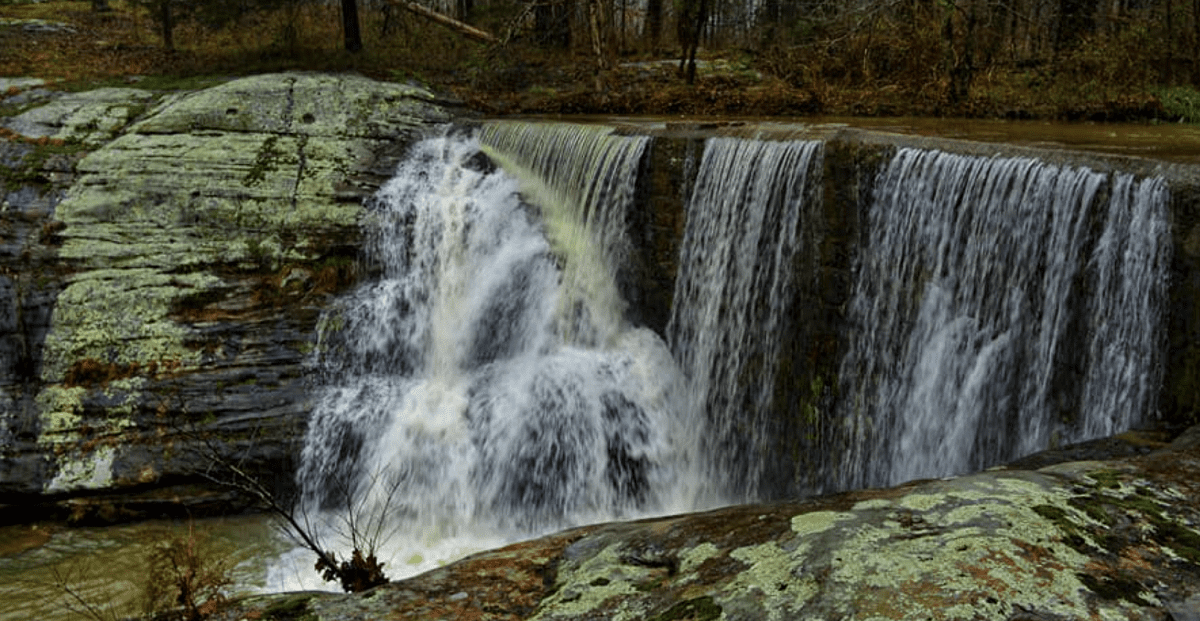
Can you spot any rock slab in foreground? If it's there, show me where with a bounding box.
[218,429,1200,620]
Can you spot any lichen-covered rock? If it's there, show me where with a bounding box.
[3,87,157,145]
[0,72,462,519]
[212,427,1200,620]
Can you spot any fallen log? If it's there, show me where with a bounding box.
[391,1,499,44]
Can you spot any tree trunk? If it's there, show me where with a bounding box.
[943,1,977,106]
[160,0,174,52]
[1056,0,1094,53]
[456,0,474,24]
[342,0,363,53]
[536,0,571,48]
[1167,0,1174,83]
[646,0,662,50]
[1193,0,1200,85]
[588,0,609,70]
[679,0,709,84]
[395,1,499,44]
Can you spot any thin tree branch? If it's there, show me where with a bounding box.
[392,1,499,43]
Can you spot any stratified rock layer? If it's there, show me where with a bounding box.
[0,72,459,520]
[215,428,1200,620]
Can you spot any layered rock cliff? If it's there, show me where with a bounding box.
[0,72,460,521]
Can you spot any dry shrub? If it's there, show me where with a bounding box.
[143,525,232,621]
[315,548,388,593]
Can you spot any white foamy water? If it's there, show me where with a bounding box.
[270,129,697,591]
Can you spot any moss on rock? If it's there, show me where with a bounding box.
[26,72,456,505]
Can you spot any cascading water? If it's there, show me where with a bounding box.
[478,121,649,345]
[836,148,1171,490]
[667,137,824,503]
[278,128,695,588]
[275,125,1175,590]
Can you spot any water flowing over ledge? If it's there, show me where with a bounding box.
[4,75,1197,620]
[836,148,1171,490]
[285,128,698,587]
[281,120,1177,591]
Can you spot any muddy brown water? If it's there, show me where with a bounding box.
[0,515,289,621]
[518,115,1200,163]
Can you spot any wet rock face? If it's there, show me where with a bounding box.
[0,73,461,520]
[212,427,1200,621]
[0,133,78,508]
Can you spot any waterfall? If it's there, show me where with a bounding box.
[478,121,649,346]
[667,137,824,503]
[837,148,1171,489]
[283,129,694,587]
[280,125,1175,589]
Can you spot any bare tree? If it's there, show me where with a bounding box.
[646,0,663,50]
[679,0,710,84]
[343,0,364,52]
[191,428,390,593]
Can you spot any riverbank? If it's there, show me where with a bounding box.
[2,1,1199,123]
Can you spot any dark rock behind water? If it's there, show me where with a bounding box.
[0,72,460,522]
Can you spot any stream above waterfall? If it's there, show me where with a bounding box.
[507,115,1200,163]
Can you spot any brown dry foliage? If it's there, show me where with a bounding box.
[144,526,232,621]
[1,1,1195,121]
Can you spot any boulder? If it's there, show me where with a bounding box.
[213,426,1200,620]
[0,72,462,521]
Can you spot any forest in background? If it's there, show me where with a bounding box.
[1,0,1200,120]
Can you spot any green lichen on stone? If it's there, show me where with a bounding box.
[1085,468,1127,490]
[1077,573,1157,607]
[34,385,87,439]
[851,498,894,511]
[645,596,721,621]
[678,542,720,575]
[40,268,219,383]
[530,543,648,621]
[5,87,158,146]
[100,376,150,417]
[896,492,944,511]
[814,473,1153,620]
[722,541,816,620]
[261,593,318,621]
[790,509,850,537]
[0,138,91,192]
[45,444,117,493]
[244,133,284,187]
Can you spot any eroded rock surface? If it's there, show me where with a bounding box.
[215,428,1200,620]
[0,72,460,520]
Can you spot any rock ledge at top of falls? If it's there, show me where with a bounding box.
[214,428,1200,621]
[0,72,462,519]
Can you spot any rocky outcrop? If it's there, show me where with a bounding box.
[0,73,461,521]
[211,427,1200,620]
